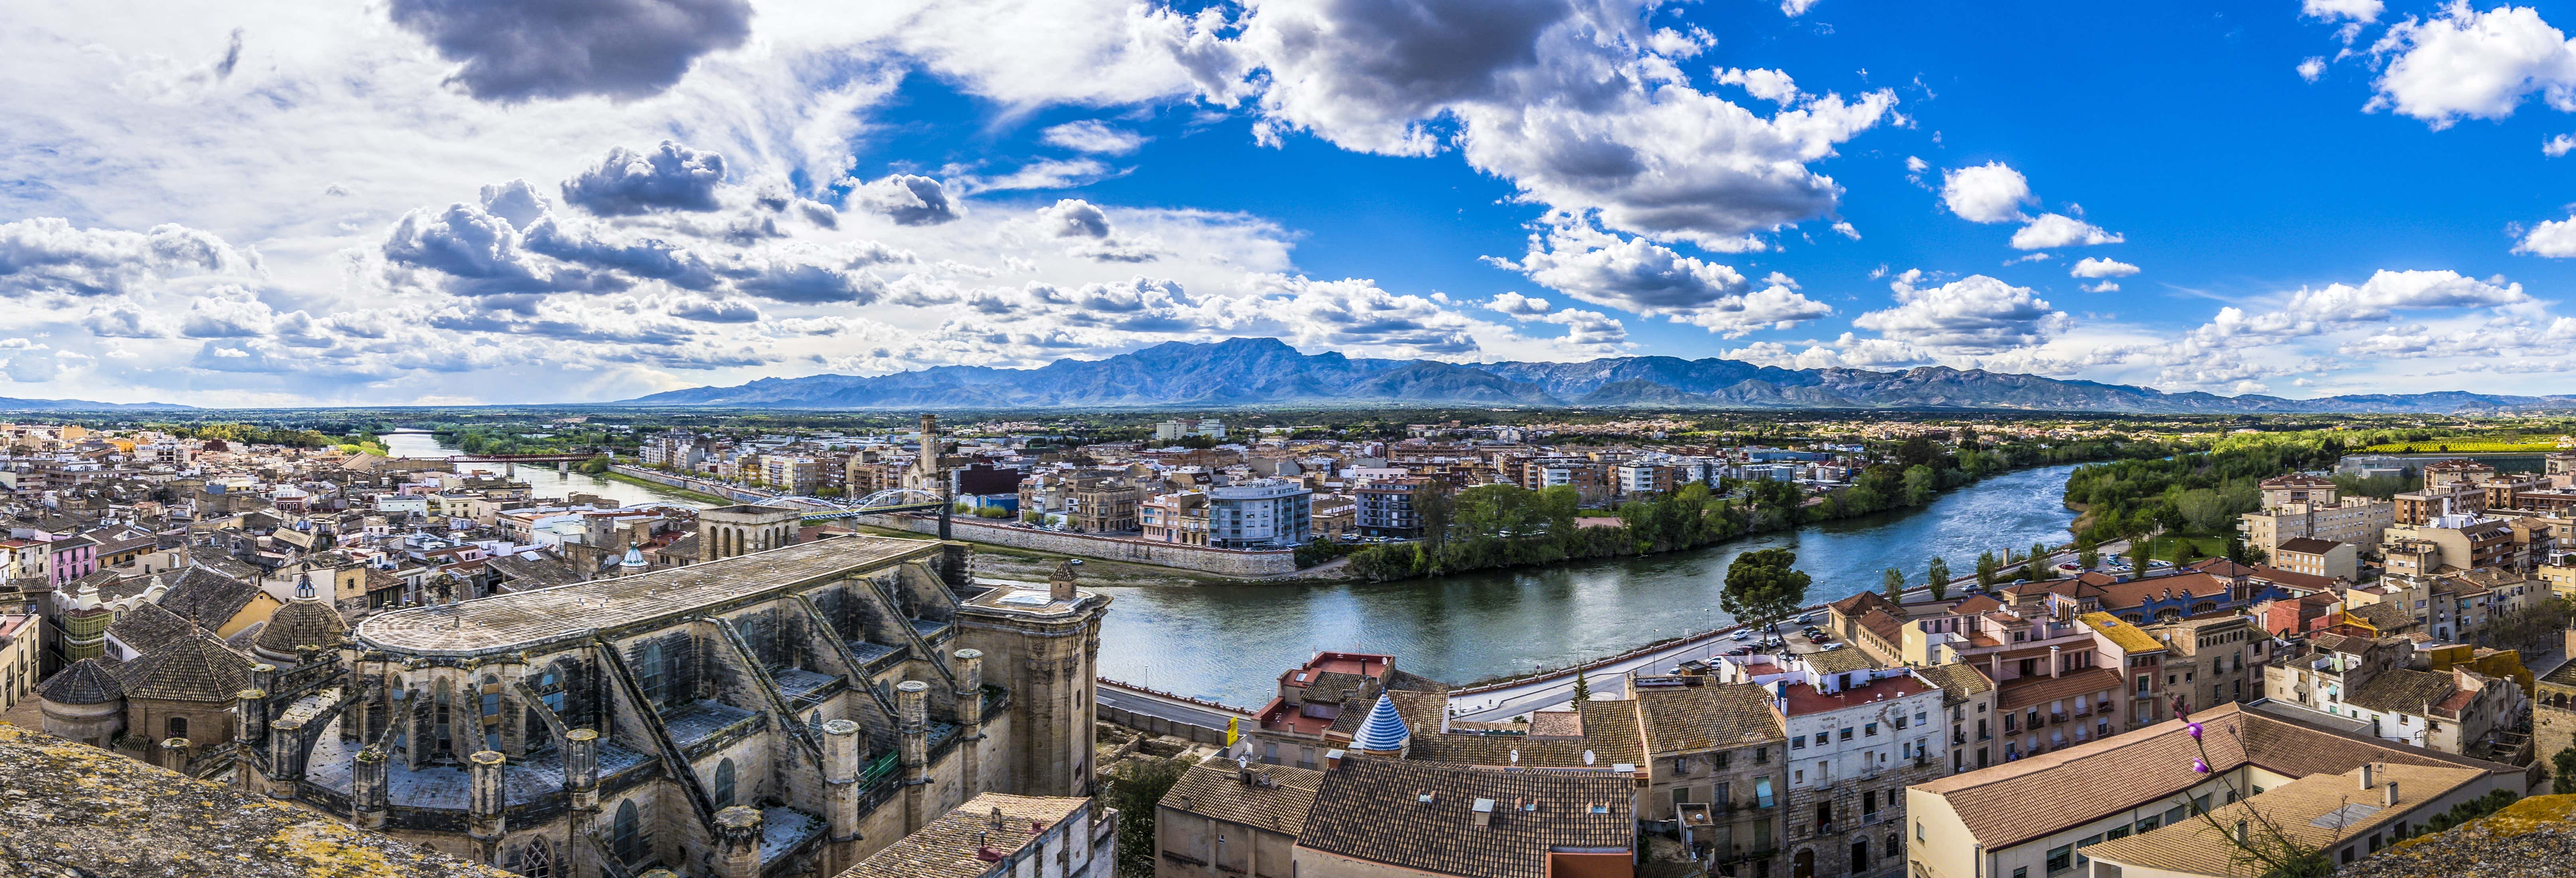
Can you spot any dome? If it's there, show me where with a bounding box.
[37,658,124,706]
[254,598,349,658]
[1351,692,1410,753]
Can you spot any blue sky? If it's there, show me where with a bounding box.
[4,0,2576,404]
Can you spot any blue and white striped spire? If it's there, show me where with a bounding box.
[1352,693,1410,753]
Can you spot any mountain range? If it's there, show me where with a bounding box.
[613,337,2576,413]
[0,397,199,411]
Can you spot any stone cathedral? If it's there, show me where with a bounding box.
[230,534,1108,878]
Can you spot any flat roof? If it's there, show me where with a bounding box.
[353,536,935,656]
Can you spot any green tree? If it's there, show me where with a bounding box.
[2554,744,2576,795]
[2224,532,2252,566]
[1884,567,1907,604]
[1571,672,1592,704]
[2127,534,2152,572]
[2077,535,2101,571]
[1927,557,1952,601]
[1902,464,1939,506]
[1721,548,1812,641]
[1974,551,1999,590]
[1105,757,1189,877]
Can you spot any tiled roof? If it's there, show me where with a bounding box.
[1407,699,1645,769]
[1912,702,2515,852]
[106,600,197,654]
[2342,668,2458,715]
[2275,537,2341,555]
[1633,682,1785,755]
[847,793,1092,878]
[1910,663,1994,701]
[37,657,124,705]
[156,567,263,632]
[1803,645,1878,674]
[2079,762,2483,877]
[254,599,349,655]
[2251,565,2342,591]
[1298,758,1633,878]
[1949,595,2005,615]
[1162,756,1324,836]
[114,629,254,703]
[1993,667,2122,713]
[2346,601,2416,632]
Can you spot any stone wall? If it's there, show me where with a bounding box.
[1098,704,1229,745]
[862,514,1298,577]
[608,465,780,504]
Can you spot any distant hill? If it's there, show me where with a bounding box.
[0,397,197,411]
[609,337,2576,414]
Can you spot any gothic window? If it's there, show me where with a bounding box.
[638,643,666,707]
[714,758,737,808]
[508,839,554,878]
[613,800,646,865]
[166,716,187,738]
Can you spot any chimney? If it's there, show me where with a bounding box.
[2049,645,2062,678]
[1471,798,1495,827]
[2358,763,2374,790]
[2384,781,2400,807]
[1324,748,1346,770]
[2235,819,2249,844]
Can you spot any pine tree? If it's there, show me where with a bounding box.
[1927,557,1951,601]
[1884,567,1907,604]
[1571,672,1592,705]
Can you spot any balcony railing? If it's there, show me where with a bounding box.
[1952,731,1966,746]
[2051,712,2068,725]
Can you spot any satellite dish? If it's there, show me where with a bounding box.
[1582,750,1596,766]
[1235,754,1249,770]
[1509,749,1520,764]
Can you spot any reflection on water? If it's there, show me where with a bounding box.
[376,432,715,509]
[1096,463,2085,707]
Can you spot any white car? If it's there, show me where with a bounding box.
[1731,630,1751,641]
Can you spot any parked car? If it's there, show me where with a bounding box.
[1730,630,1752,641]
[2057,561,2083,572]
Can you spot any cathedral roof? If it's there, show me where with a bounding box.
[254,599,349,656]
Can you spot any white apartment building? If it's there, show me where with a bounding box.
[1154,418,1227,442]
[1723,655,1947,878]
[1205,478,1313,549]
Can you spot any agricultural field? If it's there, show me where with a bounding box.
[2357,439,2572,453]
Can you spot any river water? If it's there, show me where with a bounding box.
[1095,463,2086,707]
[381,430,2078,709]
[377,431,717,509]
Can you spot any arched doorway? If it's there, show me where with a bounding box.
[1795,847,1815,878]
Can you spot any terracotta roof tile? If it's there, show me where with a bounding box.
[1163,757,1324,837]
[1298,758,1633,878]
[1634,682,1786,755]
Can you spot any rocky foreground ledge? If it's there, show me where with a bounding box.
[2342,793,2576,878]
[0,724,506,878]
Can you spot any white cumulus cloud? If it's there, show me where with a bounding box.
[2365,2,2576,129]
[2009,213,2123,250]
[1940,161,2034,224]
[2070,257,2140,278]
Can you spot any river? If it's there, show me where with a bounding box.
[1094,463,2086,707]
[380,430,2077,708]
[376,431,717,509]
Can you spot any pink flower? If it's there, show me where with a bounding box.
[2191,758,2209,774]
[2186,721,2202,740]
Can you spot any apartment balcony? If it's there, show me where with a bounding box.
[1951,731,1966,746]
[2050,712,2068,725]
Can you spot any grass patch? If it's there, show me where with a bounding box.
[2129,533,2231,563]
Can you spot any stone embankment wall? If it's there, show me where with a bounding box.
[861,514,1298,577]
[608,464,781,504]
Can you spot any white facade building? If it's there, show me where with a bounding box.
[1205,478,1313,549]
